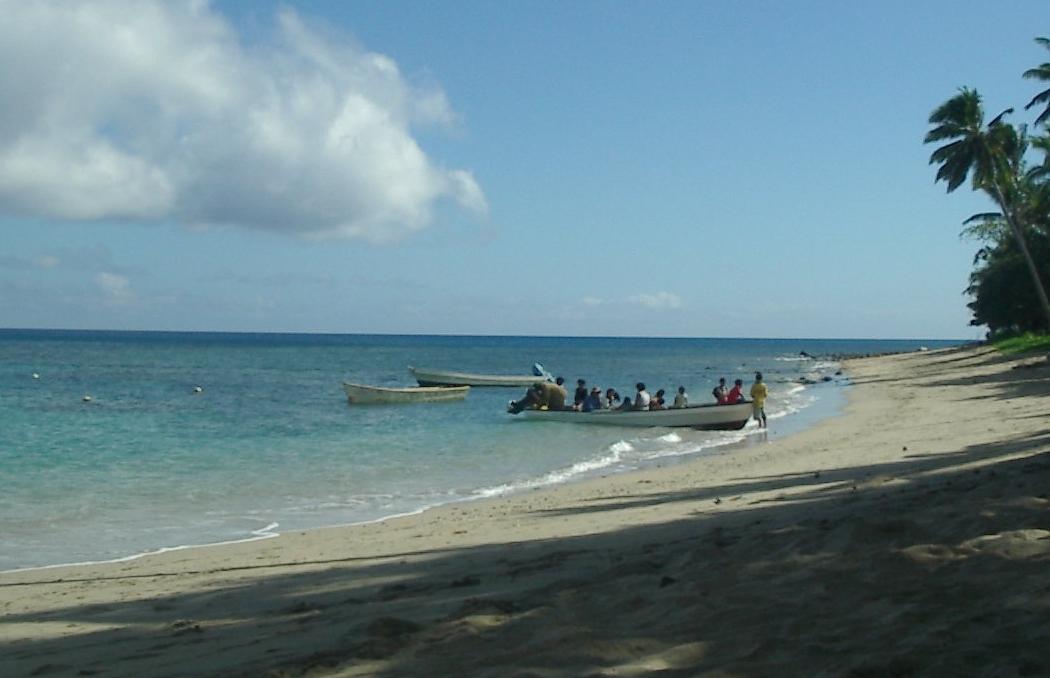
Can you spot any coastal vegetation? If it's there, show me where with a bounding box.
[925,37,1050,336]
[991,331,1050,354]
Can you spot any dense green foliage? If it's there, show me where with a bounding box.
[967,230,1050,332]
[926,38,1050,335]
[990,332,1050,354]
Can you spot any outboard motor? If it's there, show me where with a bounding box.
[532,362,553,381]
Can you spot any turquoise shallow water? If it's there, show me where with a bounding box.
[0,331,961,571]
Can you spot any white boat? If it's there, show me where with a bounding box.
[510,402,752,430]
[342,382,470,404]
[409,364,550,388]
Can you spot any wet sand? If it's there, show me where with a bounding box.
[2,345,1048,677]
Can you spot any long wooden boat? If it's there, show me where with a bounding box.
[509,401,752,430]
[409,366,546,387]
[343,381,470,404]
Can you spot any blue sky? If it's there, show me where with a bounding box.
[1,0,1046,339]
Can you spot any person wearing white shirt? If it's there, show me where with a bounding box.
[632,382,651,410]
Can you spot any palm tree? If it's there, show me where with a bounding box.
[1029,129,1050,182]
[1023,37,1050,127]
[925,88,1050,330]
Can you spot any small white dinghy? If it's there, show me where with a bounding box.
[409,362,552,387]
[342,382,470,405]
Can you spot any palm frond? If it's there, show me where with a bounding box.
[988,108,1015,127]
[1023,63,1050,81]
[1028,132,1050,180]
[1029,165,1050,181]
[1024,38,1050,125]
[963,212,1004,225]
[935,153,973,193]
[1031,132,1050,152]
[961,211,1009,243]
[928,139,968,164]
[928,88,981,126]
[1025,88,1050,126]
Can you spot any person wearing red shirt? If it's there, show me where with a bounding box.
[726,379,745,404]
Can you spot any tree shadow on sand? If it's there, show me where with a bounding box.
[3,452,1049,676]
[851,344,1050,401]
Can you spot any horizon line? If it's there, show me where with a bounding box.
[0,327,973,343]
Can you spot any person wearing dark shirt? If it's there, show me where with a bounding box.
[574,379,588,408]
[507,382,542,414]
[712,378,728,404]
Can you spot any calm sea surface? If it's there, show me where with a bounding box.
[0,331,962,571]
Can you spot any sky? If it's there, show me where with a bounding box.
[1,0,1047,340]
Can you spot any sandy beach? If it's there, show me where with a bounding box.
[2,345,1048,677]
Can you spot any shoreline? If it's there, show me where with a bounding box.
[0,426,775,577]
[3,345,1048,676]
[2,373,848,576]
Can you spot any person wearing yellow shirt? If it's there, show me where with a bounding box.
[750,372,768,429]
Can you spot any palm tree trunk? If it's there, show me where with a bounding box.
[991,184,1050,331]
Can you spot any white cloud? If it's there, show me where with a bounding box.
[628,292,683,310]
[94,272,133,303]
[0,1,486,242]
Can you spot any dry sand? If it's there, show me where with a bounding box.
[2,345,1049,677]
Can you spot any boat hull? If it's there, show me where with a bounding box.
[343,382,470,404]
[512,402,752,430]
[409,367,542,387]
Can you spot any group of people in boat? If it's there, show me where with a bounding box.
[508,374,757,414]
[708,374,769,427]
[711,375,767,427]
[508,376,662,414]
[711,377,746,405]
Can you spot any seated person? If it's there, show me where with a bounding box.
[542,379,568,410]
[582,387,603,412]
[508,380,568,413]
[673,386,688,408]
[617,395,633,411]
[573,379,588,409]
[726,379,745,404]
[508,382,544,413]
[650,389,666,410]
[712,378,728,404]
[604,388,620,409]
[632,382,651,410]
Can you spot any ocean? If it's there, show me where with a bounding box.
[0,330,961,571]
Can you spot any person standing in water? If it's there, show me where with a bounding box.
[750,372,768,428]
